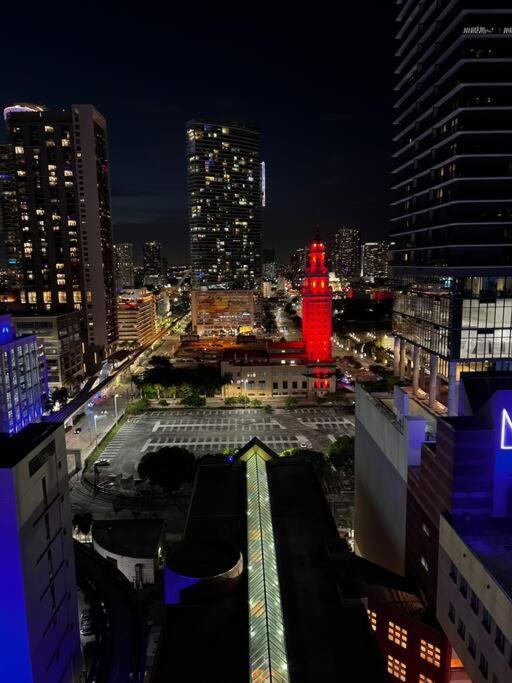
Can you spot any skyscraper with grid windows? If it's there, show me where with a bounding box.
[187,120,262,289]
[390,2,512,415]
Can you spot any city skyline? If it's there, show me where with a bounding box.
[0,3,393,263]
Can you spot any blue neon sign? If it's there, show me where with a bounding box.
[500,409,512,450]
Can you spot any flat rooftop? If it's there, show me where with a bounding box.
[92,519,164,558]
[451,515,512,601]
[0,422,60,468]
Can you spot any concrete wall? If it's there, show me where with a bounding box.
[354,385,428,575]
[437,516,512,683]
[92,542,156,586]
[0,426,81,681]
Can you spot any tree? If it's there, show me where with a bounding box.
[51,387,69,406]
[327,436,355,480]
[263,404,273,414]
[285,396,298,410]
[138,447,197,496]
[126,397,150,414]
[280,448,330,481]
[72,512,93,536]
[177,384,206,407]
[251,399,262,407]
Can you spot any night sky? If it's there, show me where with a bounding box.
[1,3,394,264]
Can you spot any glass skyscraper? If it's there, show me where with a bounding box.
[187,120,262,289]
[391,2,512,414]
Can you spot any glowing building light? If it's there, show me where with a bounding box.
[500,409,512,450]
[246,449,289,682]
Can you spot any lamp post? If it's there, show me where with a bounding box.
[94,414,100,447]
[114,393,120,420]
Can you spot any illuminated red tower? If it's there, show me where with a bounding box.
[302,238,332,363]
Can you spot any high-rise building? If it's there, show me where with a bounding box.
[302,238,332,364]
[361,241,389,279]
[390,3,512,415]
[332,227,361,278]
[0,421,81,681]
[290,246,308,279]
[0,314,46,434]
[0,144,21,287]
[262,248,276,281]
[187,120,262,288]
[143,240,163,286]
[114,242,135,288]
[117,288,158,347]
[4,103,118,372]
[13,311,84,389]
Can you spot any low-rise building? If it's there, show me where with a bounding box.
[117,288,157,347]
[221,340,335,400]
[13,312,83,389]
[92,519,165,587]
[191,289,261,337]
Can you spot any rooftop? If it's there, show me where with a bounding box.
[92,519,164,558]
[451,514,512,601]
[0,422,60,468]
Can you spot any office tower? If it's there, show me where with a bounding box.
[187,120,262,288]
[262,248,276,281]
[114,241,135,288]
[0,144,21,286]
[302,238,332,363]
[0,314,46,433]
[361,241,389,279]
[143,240,163,286]
[391,3,512,415]
[117,288,157,346]
[0,421,81,681]
[332,227,361,278]
[4,103,118,371]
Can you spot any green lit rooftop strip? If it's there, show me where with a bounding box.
[247,452,289,683]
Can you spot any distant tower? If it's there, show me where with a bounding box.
[302,238,332,363]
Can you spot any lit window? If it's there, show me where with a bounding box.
[367,609,377,631]
[419,675,434,683]
[388,622,408,649]
[420,640,441,667]
[28,292,37,304]
[387,655,406,681]
[15,146,24,154]
[42,292,52,304]
[44,125,54,133]
[61,138,70,146]
[58,292,67,304]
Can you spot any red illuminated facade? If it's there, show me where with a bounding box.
[302,239,332,363]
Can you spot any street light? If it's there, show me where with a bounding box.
[114,393,120,420]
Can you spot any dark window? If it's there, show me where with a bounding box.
[29,442,55,477]
[282,381,288,389]
[457,618,466,640]
[272,382,278,390]
[470,590,480,615]
[448,602,455,623]
[479,654,488,679]
[302,381,307,389]
[482,608,492,633]
[495,627,505,654]
[468,635,476,658]
[292,381,297,389]
[460,576,468,598]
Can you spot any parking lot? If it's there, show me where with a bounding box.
[96,407,354,479]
